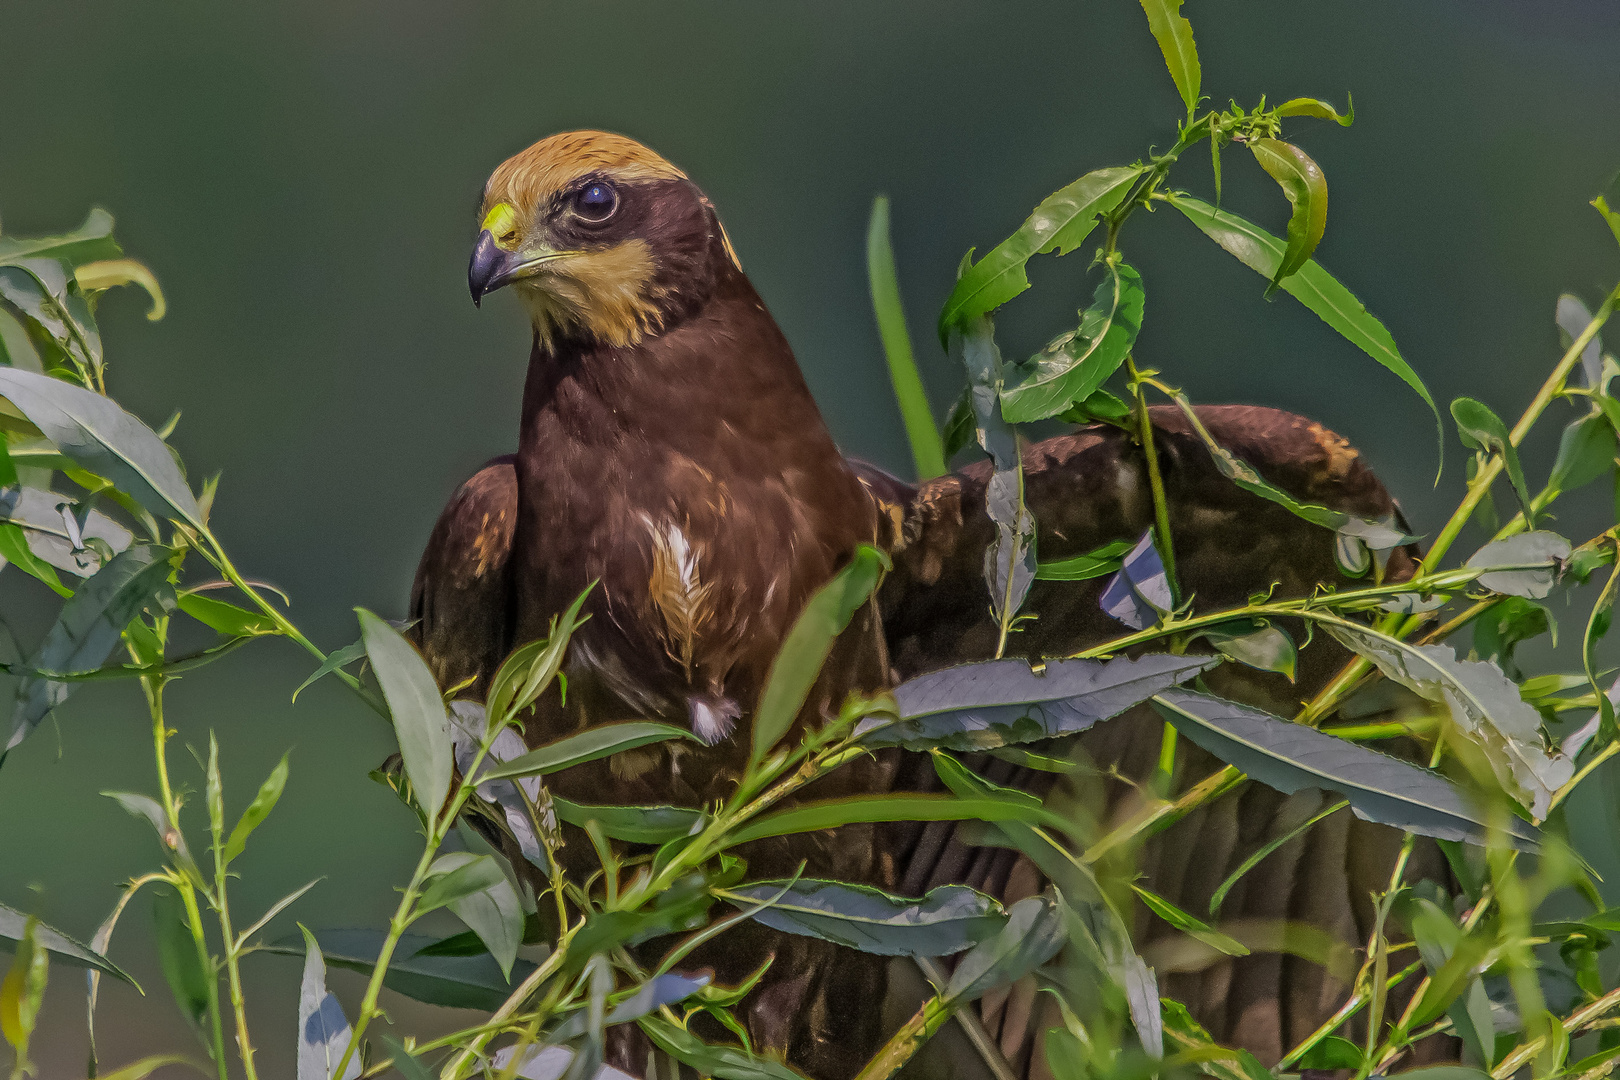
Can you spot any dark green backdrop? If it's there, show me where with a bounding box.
[3,1,1619,1073]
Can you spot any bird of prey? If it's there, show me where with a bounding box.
[411,131,1448,1079]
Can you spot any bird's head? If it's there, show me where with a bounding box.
[468,130,739,351]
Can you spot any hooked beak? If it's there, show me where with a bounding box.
[468,231,573,306]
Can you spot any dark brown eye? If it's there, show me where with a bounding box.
[573,181,618,223]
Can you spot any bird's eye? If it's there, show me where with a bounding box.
[572,181,618,223]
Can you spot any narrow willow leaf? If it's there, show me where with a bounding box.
[552,797,703,845]
[1452,397,1534,523]
[1464,531,1571,599]
[726,795,1071,847]
[223,753,290,865]
[9,544,173,751]
[0,209,120,266]
[1408,899,1495,1064]
[0,521,70,596]
[639,1013,809,1080]
[1557,294,1605,388]
[1000,262,1145,423]
[177,592,279,637]
[296,926,361,1080]
[751,544,887,762]
[446,866,523,981]
[943,894,1067,1003]
[0,368,200,526]
[1036,538,1133,581]
[550,973,712,1041]
[1202,619,1296,680]
[1098,530,1172,629]
[1131,885,1248,955]
[1151,689,1539,848]
[722,879,1005,957]
[938,167,1142,339]
[1275,97,1355,126]
[0,484,134,577]
[1249,139,1327,294]
[0,309,42,373]
[1137,0,1200,116]
[1548,410,1616,494]
[1321,623,1572,819]
[1209,799,1348,917]
[379,1037,435,1080]
[93,1056,198,1080]
[74,259,166,321]
[358,609,452,823]
[862,652,1217,752]
[486,585,592,724]
[479,721,695,782]
[1167,195,1440,439]
[0,260,101,376]
[0,902,133,983]
[265,930,537,1012]
[958,317,1036,632]
[868,196,945,479]
[941,386,975,459]
[152,890,210,1036]
[106,791,206,890]
[291,639,364,703]
[416,853,506,915]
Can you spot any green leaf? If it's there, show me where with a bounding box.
[1137,0,1200,116]
[1556,294,1605,388]
[861,653,1218,752]
[478,721,695,782]
[552,797,704,844]
[0,209,121,267]
[445,864,523,981]
[1464,531,1571,599]
[550,973,712,1040]
[1057,387,1134,426]
[938,167,1143,339]
[0,309,43,373]
[152,890,211,1036]
[868,196,945,480]
[1249,139,1328,295]
[291,639,364,703]
[485,585,592,725]
[296,925,361,1080]
[1035,538,1133,581]
[1167,194,1440,443]
[223,753,290,865]
[177,592,279,637]
[725,794,1068,847]
[0,521,70,596]
[9,544,174,751]
[1297,1036,1364,1070]
[1407,900,1495,1065]
[1275,96,1355,126]
[1151,688,1540,848]
[358,609,452,824]
[1000,262,1145,423]
[941,386,975,460]
[638,1014,809,1080]
[1548,410,1616,494]
[0,902,135,984]
[0,260,102,377]
[720,879,1005,957]
[750,544,887,762]
[1452,397,1534,523]
[264,930,537,1012]
[1321,622,1572,820]
[1201,618,1297,680]
[0,368,201,527]
[415,853,506,915]
[1131,885,1248,955]
[943,894,1067,1003]
[1,484,135,578]
[1209,798,1348,917]
[379,1037,435,1080]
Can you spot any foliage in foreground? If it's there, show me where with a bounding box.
[7,4,1620,1080]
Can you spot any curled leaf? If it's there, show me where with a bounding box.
[74,259,166,321]
[1249,139,1328,295]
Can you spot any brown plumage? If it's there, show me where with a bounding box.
[412,131,1450,1079]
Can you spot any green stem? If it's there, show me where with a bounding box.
[853,995,956,1080]
[1128,357,1180,604]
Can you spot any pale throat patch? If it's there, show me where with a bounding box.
[517,238,666,350]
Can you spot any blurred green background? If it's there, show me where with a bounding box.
[2,0,1619,1073]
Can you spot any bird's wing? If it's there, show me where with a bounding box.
[409,455,519,697]
[866,406,1453,1075]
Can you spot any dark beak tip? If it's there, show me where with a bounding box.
[468,230,504,307]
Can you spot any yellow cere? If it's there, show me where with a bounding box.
[481,202,520,248]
